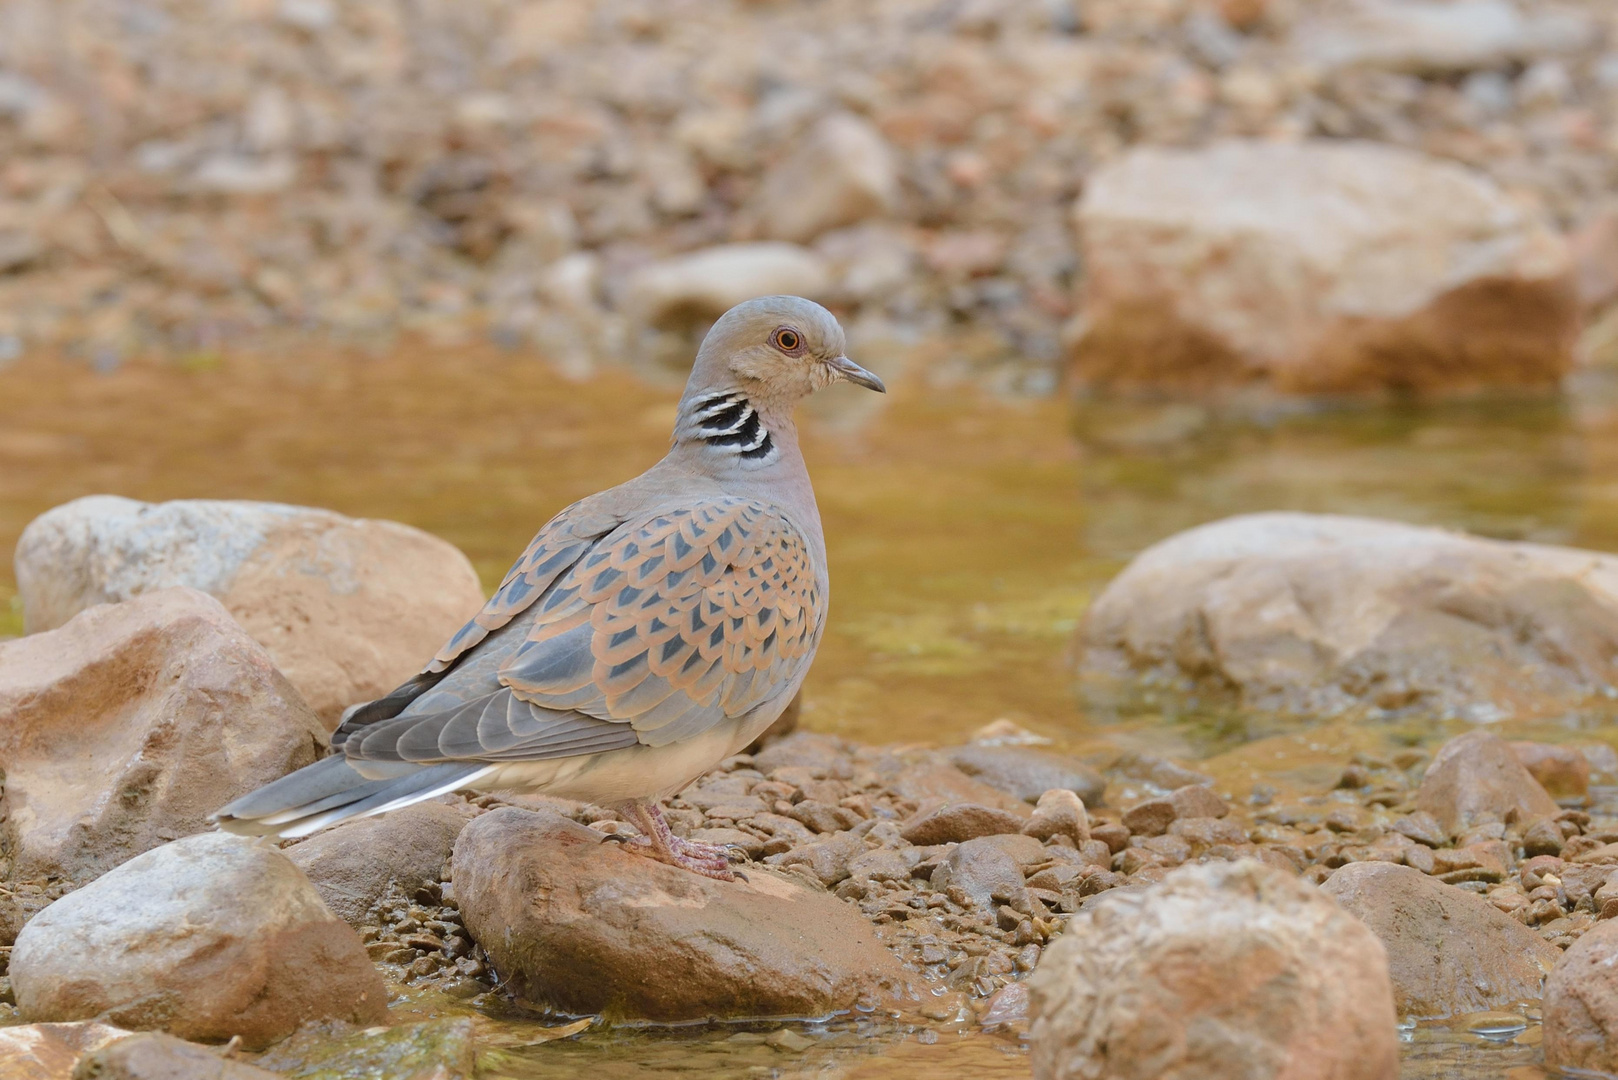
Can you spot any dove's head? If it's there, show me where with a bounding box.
[687,296,884,407]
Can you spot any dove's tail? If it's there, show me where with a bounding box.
[213,755,494,840]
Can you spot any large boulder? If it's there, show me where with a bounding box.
[749,113,899,243]
[1544,919,1618,1074]
[1290,0,1592,75]
[1415,731,1560,837]
[11,833,386,1049]
[15,496,485,724]
[1321,862,1560,1017]
[1070,140,1576,395]
[1079,512,1618,719]
[451,807,911,1021]
[1028,859,1399,1080]
[285,800,474,927]
[0,587,326,885]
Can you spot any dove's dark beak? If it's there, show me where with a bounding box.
[828,356,886,393]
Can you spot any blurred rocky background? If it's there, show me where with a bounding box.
[0,0,1613,396]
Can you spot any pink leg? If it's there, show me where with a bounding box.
[620,802,740,882]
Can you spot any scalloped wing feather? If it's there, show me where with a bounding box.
[424,499,625,674]
[500,497,821,743]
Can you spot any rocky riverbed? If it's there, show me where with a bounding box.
[0,0,1615,395]
[2,712,1616,1077]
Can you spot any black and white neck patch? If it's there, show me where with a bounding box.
[690,392,776,462]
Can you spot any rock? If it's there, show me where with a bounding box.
[1110,752,1214,792]
[1121,798,1177,838]
[1417,731,1560,836]
[930,837,1031,912]
[0,587,326,884]
[768,831,866,887]
[888,764,1032,817]
[752,731,854,778]
[72,1033,283,1080]
[900,803,1026,846]
[1292,0,1593,75]
[1321,861,1560,1017]
[1571,210,1618,314]
[1071,141,1576,395]
[1544,918,1618,1074]
[284,801,474,927]
[1509,741,1591,802]
[251,1018,476,1080]
[11,833,386,1049]
[751,113,898,243]
[0,1022,130,1080]
[15,497,485,724]
[1022,790,1090,845]
[1029,860,1399,1080]
[1079,512,1618,719]
[1170,784,1229,819]
[452,807,909,1021]
[1390,811,1447,848]
[623,243,832,332]
[945,746,1106,807]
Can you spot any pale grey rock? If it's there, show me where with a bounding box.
[15,496,484,724]
[1080,512,1618,719]
[1292,0,1593,75]
[623,243,832,331]
[11,834,385,1049]
[1030,860,1399,1080]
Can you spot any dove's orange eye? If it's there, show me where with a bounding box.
[772,327,803,353]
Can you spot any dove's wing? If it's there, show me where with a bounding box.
[331,496,627,743]
[340,496,823,764]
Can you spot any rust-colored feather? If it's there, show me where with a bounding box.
[501,496,822,730]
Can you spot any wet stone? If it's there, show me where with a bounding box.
[1391,811,1448,848]
[900,802,1026,846]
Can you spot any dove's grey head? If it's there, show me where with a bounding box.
[684,296,884,407]
[672,296,883,472]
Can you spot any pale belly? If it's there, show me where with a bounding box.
[475,700,784,807]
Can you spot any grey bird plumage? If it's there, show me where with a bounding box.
[214,296,883,878]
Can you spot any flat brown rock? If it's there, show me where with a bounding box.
[0,587,326,884]
[900,802,1025,845]
[888,763,1031,817]
[1029,859,1399,1080]
[1322,861,1560,1018]
[452,807,911,1022]
[1416,731,1560,837]
[944,745,1105,807]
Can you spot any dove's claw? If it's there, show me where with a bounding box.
[620,802,743,882]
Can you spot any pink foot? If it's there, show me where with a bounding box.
[620,803,742,882]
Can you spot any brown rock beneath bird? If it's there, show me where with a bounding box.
[451,807,912,1021]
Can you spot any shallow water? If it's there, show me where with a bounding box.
[6,347,1618,1076]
